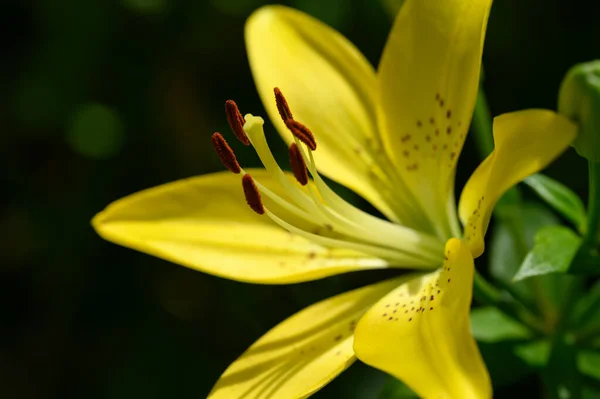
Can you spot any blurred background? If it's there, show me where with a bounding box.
[0,0,596,397]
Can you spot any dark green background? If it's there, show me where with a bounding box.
[0,0,595,397]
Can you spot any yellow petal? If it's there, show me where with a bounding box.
[92,169,388,284]
[354,238,491,399]
[459,109,578,257]
[208,278,401,399]
[245,5,407,223]
[377,0,493,237]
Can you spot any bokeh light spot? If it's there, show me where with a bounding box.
[66,103,125,160]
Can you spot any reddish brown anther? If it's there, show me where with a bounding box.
[288,143,308,186]
[211,132,241,174]
[285,120,317,151]
[242,174,264,215]
[225,100,249,146]
[274,87,293,122]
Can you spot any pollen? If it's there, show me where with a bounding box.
[241,174,264,215]
[274,87,293,122]
[225,100,249,145]
[211,132,241,174]
[285,120,317,150]
[288,143,309,186]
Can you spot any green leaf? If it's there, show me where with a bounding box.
[471,306,533,343]
[513,226,582,281]
[489,202,570,314]
[569,280,600,331]
[578,350,600,380]
[558,61,600,162]
[513,340,551,368]
[524,174,587,232]
[490,202,559,285]
[478,341,533,388]
[583,386,600,399]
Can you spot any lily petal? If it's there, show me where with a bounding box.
[92,169,388,284]
[459,110,578,257]
[208,278,402,399]
[245,6,405,222]
[354,238,491,399]
[377,0,493,236]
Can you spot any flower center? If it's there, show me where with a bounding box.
[212,89,445,269]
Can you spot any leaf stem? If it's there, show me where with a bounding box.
[472,86,495,157]
[473,272,546,335]
[585,161,600,246]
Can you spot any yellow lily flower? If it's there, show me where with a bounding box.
[92,1,577,398]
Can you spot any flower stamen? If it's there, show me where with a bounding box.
[274,87,293,122]
[211,132,241,174]
[242,174,264,215]
[285,119,317,150]
[288,143,308,186]
[225,100,249,145]
[212,99,443,268]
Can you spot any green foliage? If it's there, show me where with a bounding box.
[471,307,532,343]
[570,280,600,338]
[513,340,551,369]
[559,60,600,162]
[578,350,600,381]
[545,336,581,399]
[514,226,581,281]
[380,0,406,17]
[377,379,418,399]
[489,202,573,314]
[524,174,587,232]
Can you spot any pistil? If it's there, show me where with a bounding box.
[210,92,445,268]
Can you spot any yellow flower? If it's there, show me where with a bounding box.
[92,1,577,398]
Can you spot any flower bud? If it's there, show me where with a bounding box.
[558,60,600,161]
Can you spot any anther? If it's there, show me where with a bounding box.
[211,132,241,174]
[225,100,249,146]
[241,174,264,215]
[288,143,308,186]
[285,120,317,150]
[274,87,293,122]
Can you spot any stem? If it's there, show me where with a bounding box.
[586,161,600,246]
[573,280,600,342]
[471,82,521,205]
[472,86,495,157]
[473,272,546,335]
